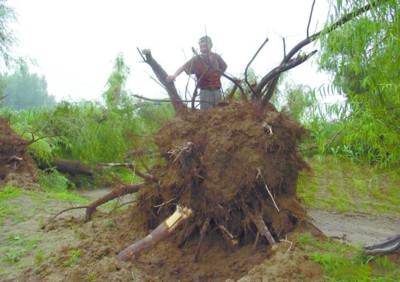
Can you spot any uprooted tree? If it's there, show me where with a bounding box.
[0,0,389,262]
[116,1,388,261]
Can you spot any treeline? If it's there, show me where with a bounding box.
[0,66,57,110]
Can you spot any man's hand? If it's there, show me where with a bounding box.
[166,75,175,82]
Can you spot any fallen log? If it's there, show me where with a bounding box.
[38,158,103,176]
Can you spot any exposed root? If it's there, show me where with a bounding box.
[118,205,193,262]
[243,206,276,246]
[363,234,400,256]
[43,206,89,229]
[43,184,143,228]
[281,237,293,253]
[250,232,261,256]
[194,217,211,262]
[256,168,280,212]
[216,221,238,253]
[85,183,143,222]
[177,220,199,248]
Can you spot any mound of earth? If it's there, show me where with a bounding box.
[20,202,324,282]
[118,100,310,261]
[0,117,37,189]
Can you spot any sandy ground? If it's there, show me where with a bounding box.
[308,209,400,247]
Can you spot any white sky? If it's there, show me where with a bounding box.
[9,0,333,102]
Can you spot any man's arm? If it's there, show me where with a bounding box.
[219,55,227,73]
[166,64,186,82]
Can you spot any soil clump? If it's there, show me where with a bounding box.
[0,117,37,189]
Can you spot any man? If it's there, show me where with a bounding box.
[166,36,227,110]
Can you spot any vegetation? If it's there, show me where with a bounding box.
[0,64,57,109]
[299,233,400,281]
[0,1,17,68]
[317,0,400,167]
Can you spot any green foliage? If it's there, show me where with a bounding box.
[1,64,56,109]
[102,53,130,110]
[273,83,317,123]
[0,2,17,68]
[63,248,82,267]
[38,169,72,192]
[1,54,174,188]
[317,0,400,167]
[0,184,22,200]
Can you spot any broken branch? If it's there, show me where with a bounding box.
[118,205,193,261]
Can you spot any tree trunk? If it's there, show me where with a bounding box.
[38,158,103,176]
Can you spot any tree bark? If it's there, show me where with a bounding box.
[38,158,103,176]
[140,49,186,113]
[85,183,143,221]
[117,205,193,261]
[363,234,400,256]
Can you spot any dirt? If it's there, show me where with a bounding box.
[0,118,37,188]
[132,101,310,266]
[308,209,400,247]
[0,187,399,282]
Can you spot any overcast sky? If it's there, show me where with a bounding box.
[9,0,333,102]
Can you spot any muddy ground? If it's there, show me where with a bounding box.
[1,187,399,282]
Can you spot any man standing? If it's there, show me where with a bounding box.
[166,36,227,110]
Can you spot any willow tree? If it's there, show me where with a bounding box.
[0,2,17,69]
[318,0,400,166]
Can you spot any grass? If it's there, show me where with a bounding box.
[0,233,40,264]
[297,155,400,215]
[0,183,88,279]
[299,233,400,281]
[0,179,134,279]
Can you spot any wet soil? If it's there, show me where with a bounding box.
[1,188,399,282]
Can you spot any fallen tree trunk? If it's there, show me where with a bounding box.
[38,158,103,176]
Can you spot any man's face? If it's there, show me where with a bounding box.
[199,42,210,55]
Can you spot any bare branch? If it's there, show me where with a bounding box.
[256,0,387,103]
[99,162,157,182]
[139,49,186,113]
[307,0,317,38]
[253,50,317,101]
[245,37,269,100]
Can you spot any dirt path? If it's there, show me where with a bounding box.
[308,209,400,247]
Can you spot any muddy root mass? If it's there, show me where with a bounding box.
[0,117,37,188]
[136,101,309,254]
